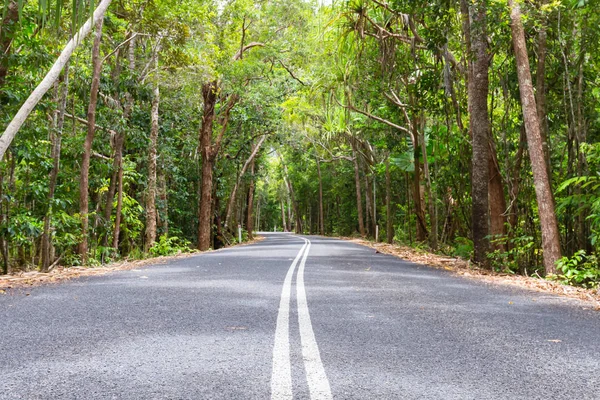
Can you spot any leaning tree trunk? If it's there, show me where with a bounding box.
[41,64,70,272]
[508,0,562,274]
[78,19,105,264]
[536,1,551,175]
[467,0,491,266]
[0,0,113,161]
[144,64,160,252]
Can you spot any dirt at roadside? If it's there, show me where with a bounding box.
[344,237,600,311]
[0,236,265,292]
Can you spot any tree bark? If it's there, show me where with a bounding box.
[467,0,490,266]
[197,82,218,251]
[488,146,508,251]
[280,198,287,232]
[352,148,365,236]
[41,64,70,272]
[0,1,19,88]
[421,119,438,250]
[144,59,160,252]
[386,156,394,244]
[412,125,428,242]
[246,159,256,240]
[281,160,301,234]
[78,18,105,264]
[508,0,562,274]
[535,4,551,176]
[0,0,113,161]
[316,157,325,235]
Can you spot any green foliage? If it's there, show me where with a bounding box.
[554,250,600,288]
[452,237,473,260]
[149,235,192,256]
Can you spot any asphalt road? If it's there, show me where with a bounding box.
[1,233,599,399]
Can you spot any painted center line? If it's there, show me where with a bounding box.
[271,239,307,400]
[296,240,333,400]
[271,237,332,400]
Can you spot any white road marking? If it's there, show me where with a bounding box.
[271,239,308,400]
[296,239,333,400]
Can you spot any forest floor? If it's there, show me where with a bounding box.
[0,236,265,292]
[344,237,600,311]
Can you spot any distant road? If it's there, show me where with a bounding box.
[1,233,599,399]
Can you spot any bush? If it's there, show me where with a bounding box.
[554,250,600,289]
[148,235,192,257]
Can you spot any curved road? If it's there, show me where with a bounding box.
[1,233,599,399]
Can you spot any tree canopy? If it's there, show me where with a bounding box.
[1,0,599,288]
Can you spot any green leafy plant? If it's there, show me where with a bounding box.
[554,250,600,289]
[148,235,192,257]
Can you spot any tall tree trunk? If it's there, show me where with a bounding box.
[280,198,287,232]
[488,146,507,250]
[412,124,428,242]
[246,159,256,240]
[144,63,160,252]
[197,82,218,251]
[41,64,70,272]
[352,148,366,236]
[316,157,325,235]
[0,0,113,161]
[467,0,491,266]
[281,162,301,234]
[365,172,373,236]
[536,7,551,176]
[158,169,169,236]
[386,156,394,244]
[78,19,104,264]
[421,119,438,250]
[508,0,562,274]
[0,1,19,88]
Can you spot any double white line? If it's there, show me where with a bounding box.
[271,237,332,400]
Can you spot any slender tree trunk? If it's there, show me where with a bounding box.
[158,169,169,236]
[509,0,562,274]
[144,62,160,252]
[536,8,551,176]
[316,157,325,235]
[488,147,508,250]
[386,156,393,244]
[0,0,113,161]
[412,125,428,242]
[246,159,256,240]
[352,148,366,236]
[365,172,373,236]
[0,1,19,88]
[421,120,438,250]
[281,162,301,234]
[41,64,70,272]
[280,198,287,232]
[467,0,491,266]
[78,19,104,264]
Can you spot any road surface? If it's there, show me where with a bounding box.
[1,233,599,399]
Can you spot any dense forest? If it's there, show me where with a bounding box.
[1,0,599,288]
